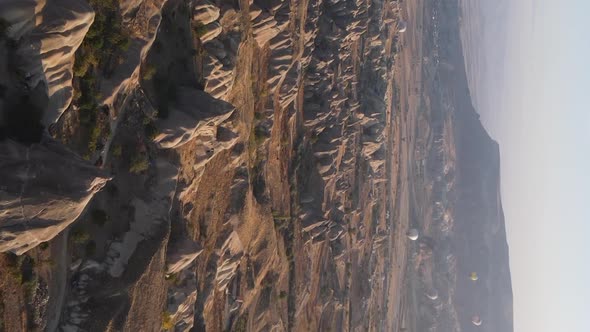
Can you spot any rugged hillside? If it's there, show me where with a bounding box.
[452,102,513,332]
[458,0,511,119]
[0,0,513,331]
[403,0,513,331]
[0,0,407,331]
[0,0,108,255]
[445,4,513,331]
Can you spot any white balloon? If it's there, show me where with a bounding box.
[472,316,482,326]
[426,289,438,300]
[398,21,407,33]
[407,228,419,241]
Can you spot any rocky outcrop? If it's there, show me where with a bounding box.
[154,87,237,150]
[0,138,107,254]
[0,0,513,332]
[0,0,94,125]
[99,0,166,109]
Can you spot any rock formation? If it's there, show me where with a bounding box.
[0,0,512,331]
[0,138,107,254]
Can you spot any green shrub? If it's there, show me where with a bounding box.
[233,315,248,332]
[193,22,208,38]
[310,132,319,144]
[165,273,179,286]
[272,210,290,220]
[41,258,55,268]
[87,122,102,152]
[84,0,129,66]
[253,127,266,146]
[144,122,159,140]
[71,229,90,244]
[280,135,289,146]
[111,33,130,52]
[129,154,149,174]
[73,0,130,118]
[112,144,122,157]
[3,253,22,282]
[22,277,38,301]
[161,311,174,330]
[74,52,98,77]
[142,64,157,81]
[78,104,96,126]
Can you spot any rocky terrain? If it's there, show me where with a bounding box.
[0,0,512,331]
[396,0,513,331]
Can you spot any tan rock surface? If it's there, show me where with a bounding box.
[0,0,511,331]
[0,138,108,254]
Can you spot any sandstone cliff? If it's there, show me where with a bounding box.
[0,0,513,331]
[1,0,405,330]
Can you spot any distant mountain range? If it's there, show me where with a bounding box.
[458,0,511,133]
[435,1,514,330]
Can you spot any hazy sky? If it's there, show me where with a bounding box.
[471,0,590,331]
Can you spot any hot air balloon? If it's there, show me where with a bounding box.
[470,272,478,281]
[398,21,407,33]
[406,228,419,241]
[472,315,482,326]
[426,289,438,300]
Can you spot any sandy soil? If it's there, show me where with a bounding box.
[0,1,427,331]
[386,0,427,329]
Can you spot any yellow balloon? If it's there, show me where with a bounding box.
[470,272,478,281]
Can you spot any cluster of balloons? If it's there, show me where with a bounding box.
[470,272,482,326]
[406,228,483,326]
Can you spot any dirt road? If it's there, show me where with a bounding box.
[383,0,426,330]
